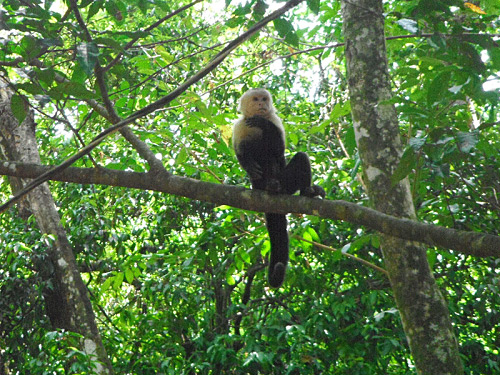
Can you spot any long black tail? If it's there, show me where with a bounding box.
[265,213,289,288]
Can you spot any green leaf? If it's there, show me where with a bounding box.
[391,147,417,185]
[100,276,113,292]
[456,131,478,153]
[17,82,43,95]
[273,18,299,46]
[156,46,174,64]
[76,42,99,77]
[113,272,124,290]
[226,274,236,285]
[409,136,426,151]
[427,249,437,269]
[125,268,134,284]
[35,68,55,86]
[20,36,41,61]
[306,0,320,14]
[88,0,105,20]
[253,0,267,17]
[94,37,123,52]
[330,101,351,121]
[427,71,451,106]
[10,94,27,124]
[489,48,500,70]
[50,82,98,100]
[195,100,213,122]
[332,248,343,261]
[176,147,189,164]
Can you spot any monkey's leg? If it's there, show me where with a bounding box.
[281,152,325,197]
[265,213,289,288]
[280,152,312,194]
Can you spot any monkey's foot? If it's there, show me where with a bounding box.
[300,185,326,198]
[268,262,286,288]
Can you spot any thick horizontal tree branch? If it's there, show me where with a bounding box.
[1,161,499,258]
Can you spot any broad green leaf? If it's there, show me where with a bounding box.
[489,48,500,70]
[273,18,299,46]
[427,71,451,106]
[94,37,123,52]
[20,36,40,61]
[330,101,351,121]
[113,272,124,290]
[391,147,417,185]
[306,0,320,14]
[156,46,174,64]
[253,0,267,17]
[427,249,437,269]
[50,82,98,100]
[101,276,113,292]
[35,68,55,86]
[456,131,478,153]
[409,136,426,150]
[176,147,189,164]
[125,268,134,284]
[17,82,43,95]
[88,0,105,20]
[10,94,27,124]
[76,42,99,77]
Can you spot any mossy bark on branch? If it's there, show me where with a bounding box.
[341,0,463,373]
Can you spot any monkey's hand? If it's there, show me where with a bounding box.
[236,152,263,180]
[245,115,274,129]
[245,161,263,180]
[265,178,281,193]
[300,185,326,198]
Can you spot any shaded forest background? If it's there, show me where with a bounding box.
[0,0,499,374]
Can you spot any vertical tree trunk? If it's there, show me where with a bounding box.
[0,85,114,374]
[341,1,463,374]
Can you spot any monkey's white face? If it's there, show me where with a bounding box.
[240,90,274,118]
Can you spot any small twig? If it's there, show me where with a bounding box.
[292,234,389,276]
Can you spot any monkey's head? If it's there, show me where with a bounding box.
[238,88,275,119]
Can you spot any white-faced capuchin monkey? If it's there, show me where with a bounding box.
[232,88,325,288]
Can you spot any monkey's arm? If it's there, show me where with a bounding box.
[235,140,264,180]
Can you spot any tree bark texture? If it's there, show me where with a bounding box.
[341,1,463,374]
[0,85,114,375]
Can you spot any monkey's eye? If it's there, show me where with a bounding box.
[263,97,267,101]
[253,97,259,101]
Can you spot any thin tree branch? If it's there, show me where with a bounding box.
[69,0,165,171]
[103,0,204,72]
[292,234,389,276]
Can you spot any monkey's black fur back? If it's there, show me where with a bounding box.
[234,115,323,288]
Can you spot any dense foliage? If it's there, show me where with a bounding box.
[0,0,499,373]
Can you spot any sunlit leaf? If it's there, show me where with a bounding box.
[464,2,486,14]
[396,19,418,33]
